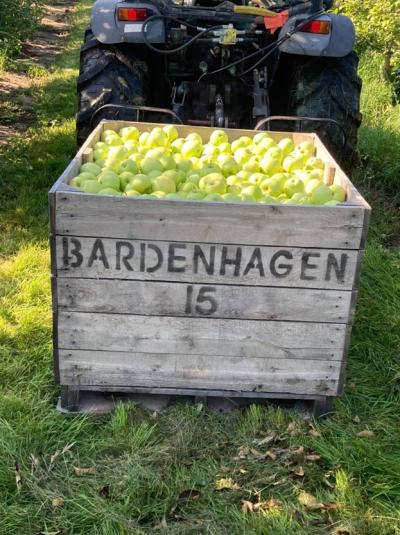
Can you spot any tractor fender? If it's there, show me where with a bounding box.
[91,0,165,44]
[278,14,355,58]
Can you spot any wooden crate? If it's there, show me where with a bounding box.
[49,121,370,415]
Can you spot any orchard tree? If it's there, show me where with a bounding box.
[337,0,400,78]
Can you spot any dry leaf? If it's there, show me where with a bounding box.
[178,489,201,501]
[237,445,250,459]
[272,478,287,486]
[215,478,241,490]
[73,466,96,476]
[15,461,22,491]
[323,501,338,510]
[353,415,361,424]
[218,465,230,474]
[35,532,62,535]
[265,450,277,461]
[290,446,305,465]
[242,500,254,513]
[254,435,275,446]
[308,423,321,437]
[287,422,301,436]
[357,429,375,438]
[255,498,283,511]
[239,468,248,474]
[52,496,64,509]
[250,448,266,459]
[305,454,321,462]
[291,466,305,477]
[298,491,324,511]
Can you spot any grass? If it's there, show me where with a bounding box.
[0,2,400,533]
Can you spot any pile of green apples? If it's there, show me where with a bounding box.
[70,125,346,205]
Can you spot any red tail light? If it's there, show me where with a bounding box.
[300,20,331,35]
[118,7,149,22]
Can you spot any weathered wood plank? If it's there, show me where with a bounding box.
[58,312,346,361]
[54,190,365,250]
[55,236,359,290]
[59,350,340,396]
[57,278,353,323]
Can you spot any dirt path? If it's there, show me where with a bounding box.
[0,0,77,146]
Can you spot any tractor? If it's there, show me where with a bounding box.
[76,0,361,167]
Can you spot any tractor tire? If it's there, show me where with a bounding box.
[286,51,362,169]
[76,29,147,147]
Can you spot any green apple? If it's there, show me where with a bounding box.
[259,195,278,204]
[77,172,97,183]
[179,181,197,193]
[270,172,290,187]
[190,157,200,169]
[227,185,242,195]
[241,185,262,201]
[257,137,276,152]
[217,154,240,177]
[93,149,106,162]
[139,131,150,146]
[171,138,185,153]
[248,173,266,185]
[106,135,124,147]
[222,192,242,203]
[204,193,223,201]
[130,174,152,193]
[163,125,179,142]
[305,178,323,195]
[283,154,305,173]
[98,173,120,190]
[98,188,122,196]
[260,156,282,176]
[152,190,167,199]
[69,177,82,188]
[291,192,308,203]
[163,192,182,200]
[94,141,108,152]
[80,162,101,176]
[175,156,193,174]
[126,189,141,197]
[160,155,176,171]
[124,140,138,154]
[147,169,163,181]
[101,129,119,141]
[186,173,201,185]
[209,130,228,146]
[266,146,283,161]
[198,165,220,177]
[324,199,340,206]
[305,157,325,171]
[298,140,315,157]
[186,132,203,145]
[311,184,334,205]
[163,169,185,186]
[240,193,257,203]
[233,148,252,166]
[199,173,227,195]
[284,177,305,197]
[146,147,169,160]
[330,184,346,202]
[242,157,260,174]
[147,128,168,148]
[218,142,232,154]
[81,180,103,193]
[253,132,271,145]
[119,126,139,141]
[120,159,138,175]
[278,137,295,156]
[203,144,220,157]
[186,191,205,200]
[176,191,189,199]
[181,140,202,158]
[260,177,282,197]
[226,175,241,186]
[297,195,312,205]
[152,175,176,194]
[231,138,248,152]
[140,157,163,175]
[119,172,135,189]
[237,170,251,182]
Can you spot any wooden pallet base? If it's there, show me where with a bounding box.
[59,386,333,418]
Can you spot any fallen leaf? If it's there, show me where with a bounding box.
[254,435,275,446]
[237,445,250,459]
[357,429,375,438]
[255,498,283,511]
[291,466,305,477]
[353,415,361,424]
[15,461,23,491]
[178,489,201,501]
[52,496,64,509]
[290,446,305,465]
[265,450,277,461]
[272,478,287,486]
[250,448,266,459]
[239,468,248,474]
[99,485,110,498]
[35,532,62,535]
[215,478,241,490]
[298,491,324,510]
[308,423,321,437]
[323,501,338,510]
[242,500,254,513]
[287,422,302,436]
[218,465,230,474]
[305,454,321,462]
[73,466,96,476]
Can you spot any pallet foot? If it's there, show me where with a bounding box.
[312,397,333,418]
[60,386,80,412]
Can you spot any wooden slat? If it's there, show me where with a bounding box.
[59,349,340,396]
[58,312,346,361]
[55,236,359,290]
[54,191,365,250]
[57,278,353,323]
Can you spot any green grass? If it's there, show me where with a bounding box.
[1,3,400,533]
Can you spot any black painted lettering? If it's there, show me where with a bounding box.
[62,237,69,267]
[168,243,187,273]
[193,245,215,275]
[87,239,109,269]
[146,244,163,273]
[116,241,134,271]
[325,253,348,282]
[300,252,320,281]
[196,287,218,316]
[270,251,293,278]
[62,237,83,268]
[220,246,242,276]
[243,248,265,277]
[185,285,194,314]
[140,243,146,272]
